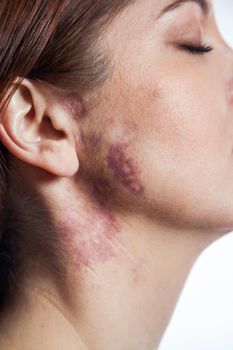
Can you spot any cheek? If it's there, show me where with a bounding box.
[118,73,230,214]
[77,68,227,220]
[136,77,223,163]
[55,90,88,120]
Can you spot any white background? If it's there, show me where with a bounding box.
[159,1,233,350]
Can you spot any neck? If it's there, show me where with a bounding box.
[0,179,222,350]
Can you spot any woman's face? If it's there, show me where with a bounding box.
[77,0,233,232]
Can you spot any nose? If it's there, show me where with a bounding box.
[214,20,233,102]
[212,3,233,103]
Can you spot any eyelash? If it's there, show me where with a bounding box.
[179,43,214,55]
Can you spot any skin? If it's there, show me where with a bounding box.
[0,0,233,349]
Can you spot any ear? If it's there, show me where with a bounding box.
[0,79,79,177]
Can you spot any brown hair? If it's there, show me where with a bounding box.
[0,0,133,310]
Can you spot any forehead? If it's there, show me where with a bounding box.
[105,0,157,37]
[105,0,211,40]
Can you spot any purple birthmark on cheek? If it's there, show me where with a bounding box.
[106,142,145,195]
[60,91,87,120]
[80,131,102,152]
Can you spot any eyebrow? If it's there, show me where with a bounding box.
[157,0,210,19]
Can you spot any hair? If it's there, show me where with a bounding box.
[0,0,133,311]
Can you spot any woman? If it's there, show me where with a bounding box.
[0,0,232,349]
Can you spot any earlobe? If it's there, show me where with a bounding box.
[0,79,79,177]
